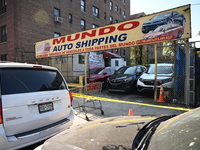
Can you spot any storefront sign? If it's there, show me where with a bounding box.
[35,4,191,58]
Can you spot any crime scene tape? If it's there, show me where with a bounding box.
[72,93,192,112]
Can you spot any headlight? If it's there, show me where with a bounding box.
[160,78,173,84]
[124,77,132,82]
[139,78,144,82]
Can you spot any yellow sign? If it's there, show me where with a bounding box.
[35,4,191,58]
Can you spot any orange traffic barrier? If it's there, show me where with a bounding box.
[157,85,165,103]
[128,108,134,116]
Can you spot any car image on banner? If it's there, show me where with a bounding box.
[142,11,186,34]
[143,24,184,39]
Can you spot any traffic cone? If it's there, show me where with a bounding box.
[128,108,134,116]
[157,85,165,103]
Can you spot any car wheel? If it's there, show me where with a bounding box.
[177,31,183,38]
[181,19,186,27]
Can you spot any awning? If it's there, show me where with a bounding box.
[103,51,121,58]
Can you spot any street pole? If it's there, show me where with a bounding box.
[84,53,87,85]
[154,43,158,102]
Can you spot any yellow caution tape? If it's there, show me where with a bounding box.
[72,93,192,111]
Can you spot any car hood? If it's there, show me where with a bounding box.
[148,107,200,150]
[140,73,173,80]
[35,116,157,150]
[109,74,132,80]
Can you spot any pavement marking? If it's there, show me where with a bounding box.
[78,117,156,131]
[72,93,192,112]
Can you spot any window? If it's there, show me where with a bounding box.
[136,66,142,73]
[115,49,119,54]
[115,60,119,66]
[123,49,125,55]
[0,0,6,14]
[104,12,106,20]
[115,20,118,23]
[105,68,111,74]
[1,25,7,43]
[54,8,60,17]
[54,32,61,37]
[81,19,85,30]
[69,14,72,23]
[1,69,66,95]
[55,57,61,64]
[110,1,113,10]
[78,55,84,64]
[92,24,99,28]
[81,0,85,12]
[1,54,7,61]
[92,6,99,18]
[109,16,113,24]
[104,0,106,3]
[122,10,126,18]
[110,68,115,74]
[122,0,125,5]
[115,5,118,11]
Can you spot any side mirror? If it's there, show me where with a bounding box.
[136,72,142,76]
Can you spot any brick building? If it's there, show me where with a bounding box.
[0,0,130,63]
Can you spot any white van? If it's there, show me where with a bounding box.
[0,62,74,150]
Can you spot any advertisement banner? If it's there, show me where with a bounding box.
[35,4,191,58]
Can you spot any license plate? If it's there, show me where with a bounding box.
[38,102,54,113]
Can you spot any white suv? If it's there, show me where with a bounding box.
[137,63,174,92]
[0,62,74,150]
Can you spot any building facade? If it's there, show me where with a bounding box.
[0,0,130,81]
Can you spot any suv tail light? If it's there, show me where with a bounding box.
[0,98,2,124]
[69,91,73,106]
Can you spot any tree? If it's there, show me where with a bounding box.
[163,41,175,59]
[129,45,148,65]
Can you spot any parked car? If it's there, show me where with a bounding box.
[132,106,200,150]
[143,23,184,39]
[142,11,185,34]
[88,67,115,83]
[137,63,174,93]
[106,65,147,93]
[0,62,74,150]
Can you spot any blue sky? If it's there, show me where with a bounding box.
[130,0,200,45]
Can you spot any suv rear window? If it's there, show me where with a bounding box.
[0,68,67,95]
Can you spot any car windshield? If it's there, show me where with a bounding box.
[114,66,136,75]
[151,12,171,20]
[148,107,200,150]
[90,68,104,74]
[148,65,173,74]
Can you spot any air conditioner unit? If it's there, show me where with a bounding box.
[54,16,63,23]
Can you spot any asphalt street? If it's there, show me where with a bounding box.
[23,90,189,150]
[72,89,190,121]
